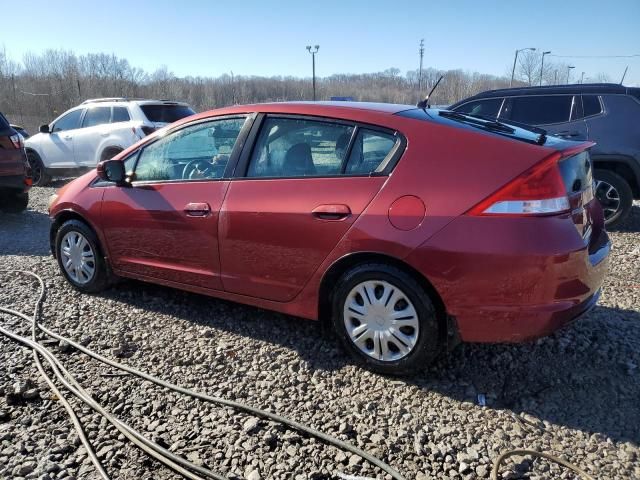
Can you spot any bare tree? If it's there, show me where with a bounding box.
[517,50,542,86]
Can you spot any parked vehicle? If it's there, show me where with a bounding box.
[449,83,640,228]
[25,98,195,186]
[48,102,610,374]
[10,124,30,139]
[0,112,31,212]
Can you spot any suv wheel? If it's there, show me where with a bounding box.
[594,169,633,229]
[332,263,441,375]
[55,220,109,292]
[0,191,28,213]
[27,151,52,186]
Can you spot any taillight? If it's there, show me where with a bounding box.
[141,126,156,136]
[468,152,570,216]
[9,133,24,149]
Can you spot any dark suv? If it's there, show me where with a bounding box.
[0,111,31,212]
[450,83,640,227]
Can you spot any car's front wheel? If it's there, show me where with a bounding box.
[594,169,633,229]
[332,263,441,375]
[55,220,109,293]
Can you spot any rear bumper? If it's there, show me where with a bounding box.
[406,214,610,343]
[0,174,31,193]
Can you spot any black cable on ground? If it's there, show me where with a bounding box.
[0,270,406,480]
[0,270,597,480]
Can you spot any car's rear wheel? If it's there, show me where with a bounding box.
[594,169,632,229]
[55,220,109,293]
[0,191,29,213]
[27,151,51,186]
[332,263,440,375]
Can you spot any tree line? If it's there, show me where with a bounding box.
[0,47,610,133]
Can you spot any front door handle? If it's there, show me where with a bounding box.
[63,135,72,140]
[184,202,211,217]
[312,204,351,220]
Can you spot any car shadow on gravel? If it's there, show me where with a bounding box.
[102,280,640,445]
[0,209,50,256]
[409,304,640,445]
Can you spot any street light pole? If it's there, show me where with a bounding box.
[306,45,319,101]
[510,47,536,87]
[580,71,585,84]
[418,39,425,93]
[540,51,551,86]
[567,65,575,84]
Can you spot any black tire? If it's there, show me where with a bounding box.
[331,263,441,375]
[101,147,123,162]
[594,169,633,229]
[27,151,52,186]
[0,191,28,213]
[55,220,109,293]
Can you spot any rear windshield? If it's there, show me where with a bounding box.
[140,104,195,123]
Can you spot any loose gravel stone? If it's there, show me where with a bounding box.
[0,185,639,479]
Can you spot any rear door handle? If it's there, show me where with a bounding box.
[312,204,351,220]
[184,202,211,217]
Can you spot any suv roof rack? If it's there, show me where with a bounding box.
[81,97,185,105]
[81,97,129,105]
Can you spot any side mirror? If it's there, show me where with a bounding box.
[39,124,50,134]
[97,159,127,185]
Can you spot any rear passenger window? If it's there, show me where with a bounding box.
[583,96,603,117]
[345,129,397,174]
[112,107,131,123]
[247,118,354,177]
[509,95,573,125]
[454,98,503,118]
[82,107,111,128]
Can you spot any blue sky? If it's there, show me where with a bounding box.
[2,0,639,85]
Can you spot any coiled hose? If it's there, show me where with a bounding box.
[0,270,596,480]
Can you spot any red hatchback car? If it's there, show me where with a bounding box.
[48,102,610,374]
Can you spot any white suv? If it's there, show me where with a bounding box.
[25,98,195,185]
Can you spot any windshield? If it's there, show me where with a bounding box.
[140,104,195,123]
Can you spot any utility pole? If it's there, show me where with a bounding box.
[554,70,558,85]
[230,71,236,104]
[418,39,425,93]
[580,71,585,84]
[510,47,536,87]
[306,45,319,101]
[540,51,551,86]
[567,65,575,84]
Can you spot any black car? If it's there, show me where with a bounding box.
[450,83,640,227]
[10,124,30,139]
[0,112,31,212]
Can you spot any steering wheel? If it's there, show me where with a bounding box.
[182,159,214,180]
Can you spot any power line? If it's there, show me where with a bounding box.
[548,54,640,59]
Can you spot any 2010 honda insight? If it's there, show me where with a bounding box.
[48,102,610,374]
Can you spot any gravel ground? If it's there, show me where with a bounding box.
[1,184,639,480]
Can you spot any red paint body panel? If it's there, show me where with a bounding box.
[100,181,229,290]
[219,177,385,301]
[49,102,610,345]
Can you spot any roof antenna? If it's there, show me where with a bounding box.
[417,75,444,109]
[620,66,628,85]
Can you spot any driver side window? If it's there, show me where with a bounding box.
[132,117,247,183]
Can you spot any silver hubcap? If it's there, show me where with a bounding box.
[594,180,620,219]
[61,231,96,285]
[343,280,420,362]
